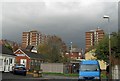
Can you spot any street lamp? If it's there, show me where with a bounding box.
[103,15,112,79]
[103,15,110,22]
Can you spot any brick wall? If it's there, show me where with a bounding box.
[15,56,31,70]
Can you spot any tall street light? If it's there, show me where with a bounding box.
[69,42,73,62]
[69,42,73,73]
[103,15,112,79]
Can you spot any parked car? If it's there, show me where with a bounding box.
[78,60,101,81]
[12,64,27,76]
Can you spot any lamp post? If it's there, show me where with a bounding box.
[69,42,73,73]
[103,15,112,79]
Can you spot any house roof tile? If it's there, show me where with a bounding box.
[0,45,16,56]
[20,49,44,60]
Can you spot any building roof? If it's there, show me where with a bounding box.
[25,51,44,60]
[26,45,34,51]
[67,48,81,53]
[0,45,16,56]
[81,60,98,65]
[72,48,81,52]
[19,49,44,60]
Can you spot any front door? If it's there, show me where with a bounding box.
[0,59,3,71]
[9,58,14,71]
[20,59,27,67]
[4,58,9,72]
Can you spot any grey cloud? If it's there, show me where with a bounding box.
[2,1,118,49]
[0,2,2,39]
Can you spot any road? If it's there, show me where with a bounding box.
[2,72,78,81]
[2,72,107,81]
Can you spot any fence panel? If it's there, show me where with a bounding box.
[41,63,65,73]
[112,65,120,79]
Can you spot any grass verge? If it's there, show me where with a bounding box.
[43,72,78,77]
[29,72,107,78]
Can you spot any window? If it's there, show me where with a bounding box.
[80,65,99,71]
[31,60,34,65]
[79,53,81,55]
[9,58,12,64]
[6,60,8,65]
[0,59,3,65]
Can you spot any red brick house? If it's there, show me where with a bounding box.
[14,48,44,71]
[65,48,83,60]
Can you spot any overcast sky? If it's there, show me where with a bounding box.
[1,0,119,49]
